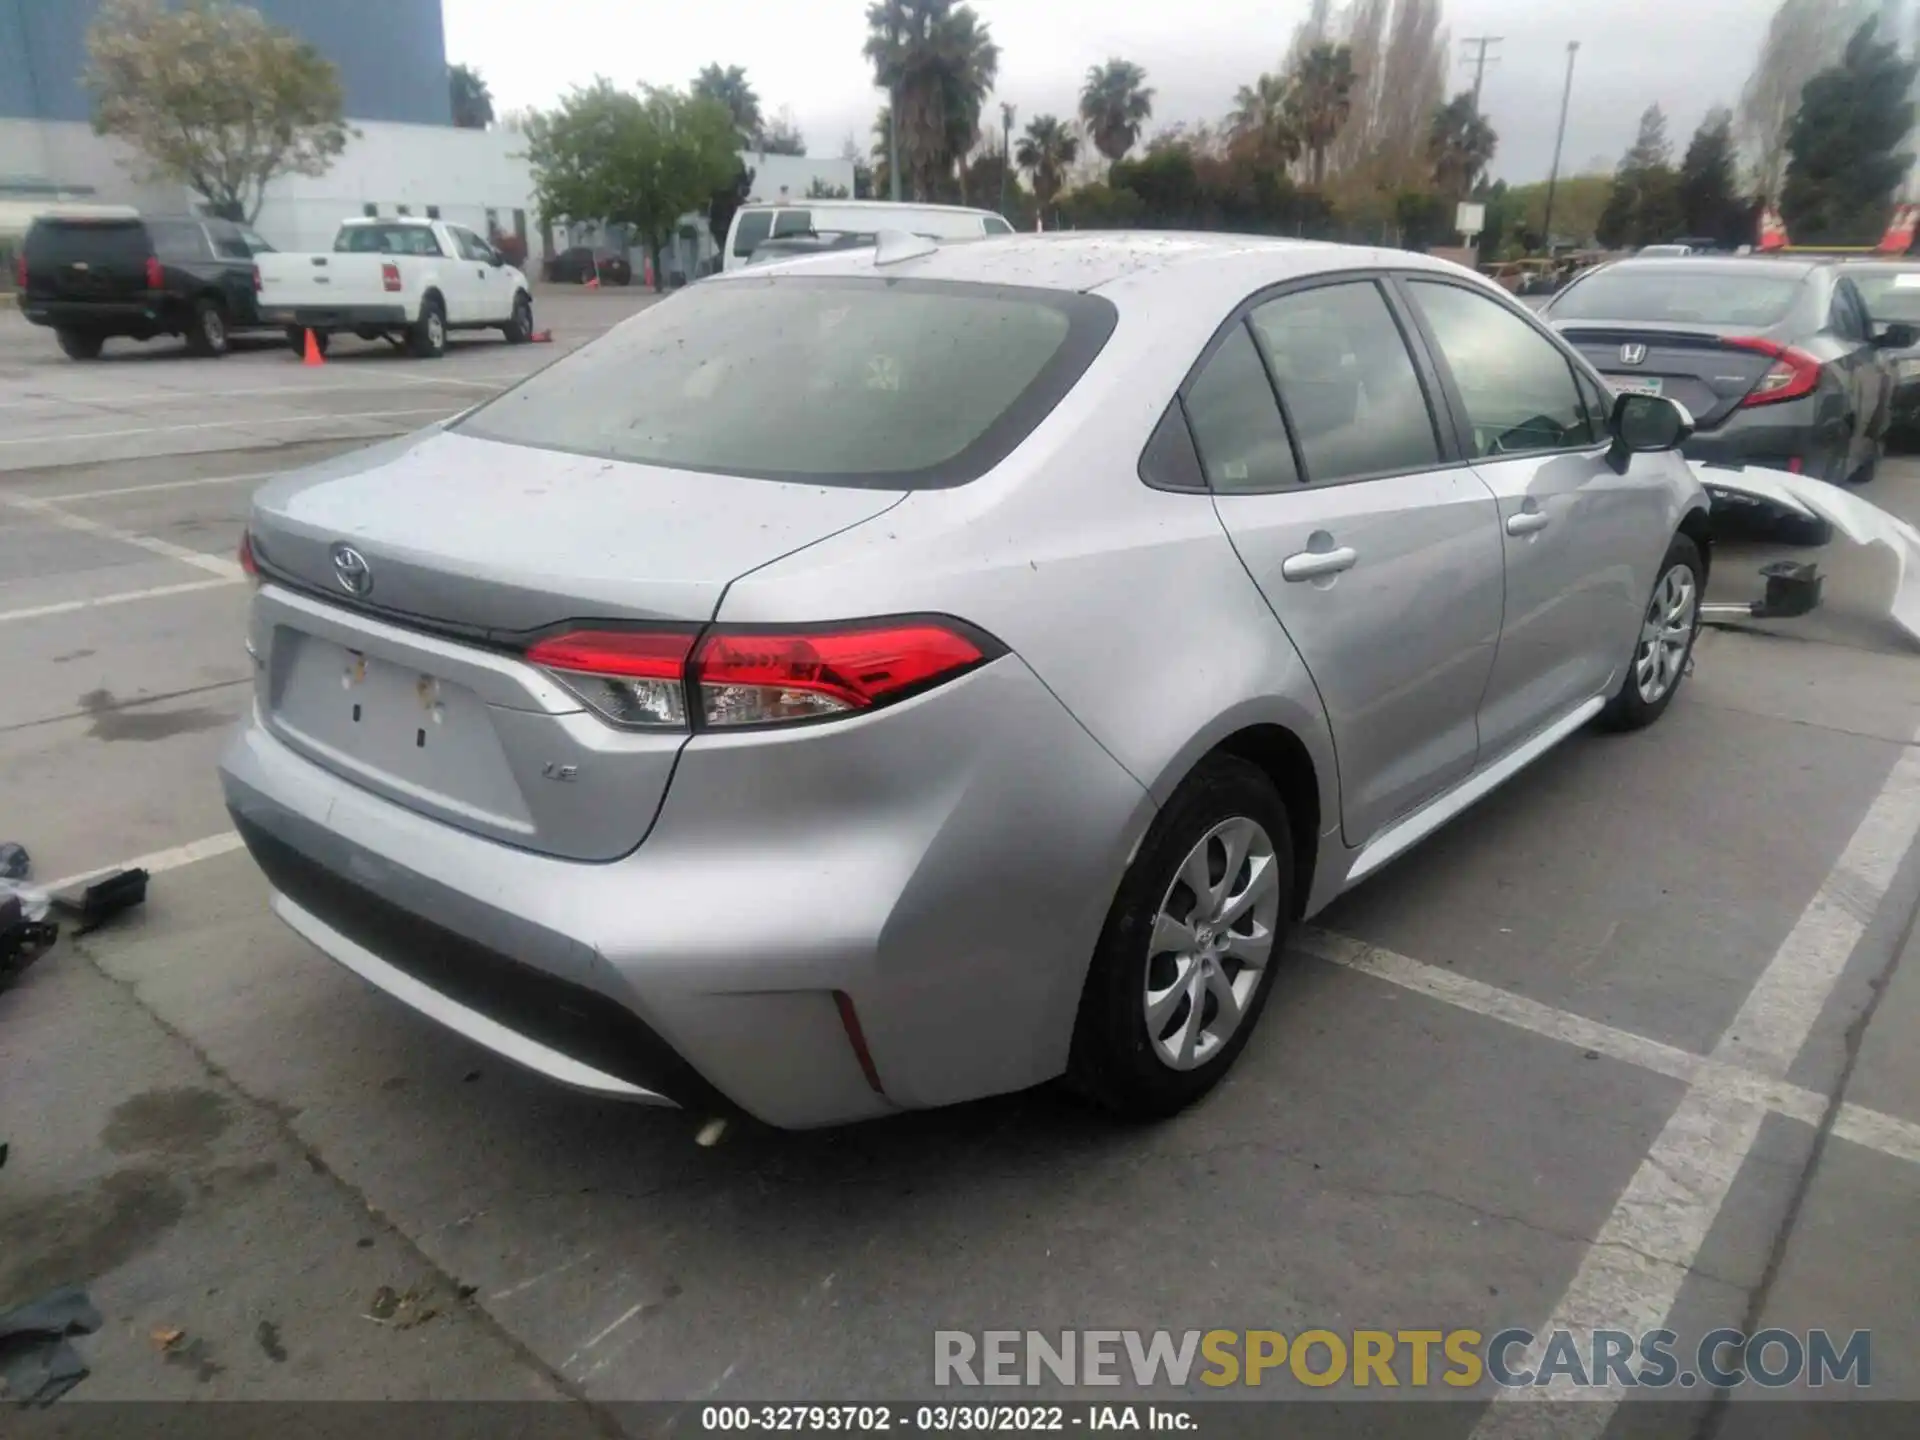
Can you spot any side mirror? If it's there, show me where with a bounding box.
[1873,321,1916,349]
[1611,392,1695,455]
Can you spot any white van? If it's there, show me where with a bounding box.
[721,200,1014,272]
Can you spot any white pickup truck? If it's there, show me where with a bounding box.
[254,217,534,359]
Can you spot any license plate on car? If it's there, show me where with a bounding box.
[1608,375,1663,397]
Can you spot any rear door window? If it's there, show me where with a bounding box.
[148,220,211,262]
[455,276,1115,488]
[1183,323,1300,492]
[983,216,1014,236]
[208,224,252,260]
[732,209,774,257]
[1249,280,1441,481]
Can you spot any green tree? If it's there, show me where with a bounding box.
[1679,106,1748,246]
[759,110,807,155]
[1228,72,1301,170]
[863,0,999,202]
[707,160,754,261]
[83,0,351,223]
[526,80,739,293]
[1015,114,1078,216]
[1782,18,1918,244]
[1428,91,1497,200]
[449,62,493,129]
[692,63,762,145]
[1287,42,1356,189]
[805,178,850,199]
[1079,58,1155,177]
[1598,105,1685,247]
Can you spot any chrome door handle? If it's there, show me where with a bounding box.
[1280,546,1358,581]
[1506,510,1551,536]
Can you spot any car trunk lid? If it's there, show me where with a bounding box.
[1553,322,1782,429]
[246,429,905,859]
[24,219,151,304]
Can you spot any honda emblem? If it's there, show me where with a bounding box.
[1619,343,1649,366]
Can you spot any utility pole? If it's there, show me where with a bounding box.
[1459,35,1502,110]
[999,103,1015,217]
[1541,41,1580,257]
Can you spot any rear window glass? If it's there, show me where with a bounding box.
[455,276,1116,488]
[1549,268,1802,326]
[25,220,147,265]
[1851,270,1920,324]
[335,223,444,256]
[732,209,774,256]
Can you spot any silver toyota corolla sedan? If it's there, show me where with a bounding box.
[220,232,1712,1129]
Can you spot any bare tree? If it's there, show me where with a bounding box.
[1367,0,1448,190]
[1326,0,1389,177]
[1739,0,1873,201]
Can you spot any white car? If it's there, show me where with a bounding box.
[254,217,534,359]
[721,200,1013,272]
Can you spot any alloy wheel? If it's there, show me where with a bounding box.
[1144,816,1281,1071]
[1635,562,1697,704]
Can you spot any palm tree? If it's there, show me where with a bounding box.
[1016,114,1078,216]
[1287,42,1356,188]
[864,0,999,202]
[1079,58,1154,177]
[1228,71,1301,169]
[1428,91,1498,199]
[449,63,494,130]
[692,63,763,146]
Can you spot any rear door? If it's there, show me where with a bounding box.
[1829,276,1885,464]
[1400,275,1668,758]
[1202,275,1505,845]
[24,218,151,304]
[205,219,262,323]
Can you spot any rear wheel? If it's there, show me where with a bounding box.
[502,291,534,344]
[55,328,104,360]
[1067,755,1292,1120]
[408,294,446,359]
[185,297,230,357]
[1598,533,1703,732]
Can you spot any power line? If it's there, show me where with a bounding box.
[1459,36,1503,110]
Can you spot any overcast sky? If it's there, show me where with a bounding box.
[442,0,1771,185]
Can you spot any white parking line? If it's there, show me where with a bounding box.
[0,407,454,447]
[0,379,507,411]
[39,470,277,503]
[44,831,249,896]
[1,492,242,577]
[1471,735,1920,1434]
[0,576,240,625]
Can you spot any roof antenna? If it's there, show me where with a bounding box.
[873,229,939,266]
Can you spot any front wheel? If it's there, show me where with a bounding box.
[1597,532,1703,732]
[1067,755,1293,1120]
[408,295,447,359]
[502,291,534,344]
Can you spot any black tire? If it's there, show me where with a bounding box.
[285,327,330,357]
[1067,754,1294,1120]
[1597,532,1704,733]
[408,293,447,359]
[502,291,534,344]
[185,296,230,357]
[56,328,104,360]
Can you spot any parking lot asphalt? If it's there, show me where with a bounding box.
[3,287,1919,1433]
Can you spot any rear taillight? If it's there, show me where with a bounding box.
[524,620,995,731]
[144,255,164,288]
[1728,336,1821,407]
[12,252,24,289]
[237,530,261,582]
[381,261,401,292]
[251,264,262,293]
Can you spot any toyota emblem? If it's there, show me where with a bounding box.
[1619,343,1649,366]
[331,543,373,597]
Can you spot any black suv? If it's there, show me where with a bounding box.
[18,212,275,359]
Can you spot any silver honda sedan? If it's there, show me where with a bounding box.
[220,232,1711,1129]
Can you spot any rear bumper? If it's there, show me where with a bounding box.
[219,654,1154,1129]
[21,297,177,332]
[1682,399,1840,479]
[262,303,410,330]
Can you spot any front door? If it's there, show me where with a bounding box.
[1198,277,1506,845]
[1397,276,1668,758]
[447,225,498,323]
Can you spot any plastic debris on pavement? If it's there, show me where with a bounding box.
[0,1285,102,1407]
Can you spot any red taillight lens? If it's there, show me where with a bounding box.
[381,261,402,292]
[237,530,261,581]
[525,629,695,728]
[524,620,993,731]
[1727,336,1821,407]
[693,622,988,726]
[144,255,164,288]
[12,252,24,289]
[251,264,262,293]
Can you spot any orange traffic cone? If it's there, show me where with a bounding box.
[302,328,324,366]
